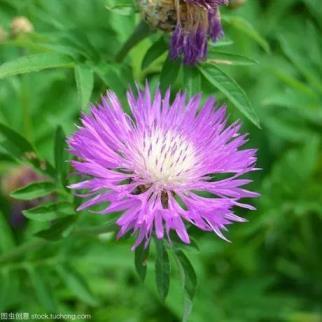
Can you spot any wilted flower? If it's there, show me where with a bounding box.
[137,0,229,64]
[68,84,258,248]
[11,16,34,36]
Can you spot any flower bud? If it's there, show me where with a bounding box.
[11,16,34,36]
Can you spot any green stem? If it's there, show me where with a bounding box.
[115,21,152,63]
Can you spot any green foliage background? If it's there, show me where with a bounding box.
[0,0,321,321]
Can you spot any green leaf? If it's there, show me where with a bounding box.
[0,53,74,80]
[174,250,197,322]
[56,264,99,306]
[160,56,181,93]
[35,215,77,241]
[142,37,168,70]
[54,126,68,185]
[27,266,57,312]
[155,239,170,301]
[183,66,201,97]
[222,16,270,53]
[10,181,55,200]
[207,51,258,66]
[135,243,149,282]
[0,211,15,253]
[22,202,73,222]
[0,122,35,157]
[0,122,56,177]
[95,64,126,97]
[199,64,260,127]
[74,64,94,110]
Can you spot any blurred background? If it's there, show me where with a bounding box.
[0,0,321,321]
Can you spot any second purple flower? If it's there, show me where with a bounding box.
[137,0,229,64]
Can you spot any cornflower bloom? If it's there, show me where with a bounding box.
[68,85,258,249]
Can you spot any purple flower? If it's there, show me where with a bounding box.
[137,0,229,64]
[68,85,258,249]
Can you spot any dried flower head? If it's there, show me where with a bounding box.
[68,85,258,249]
[137,0,229,64]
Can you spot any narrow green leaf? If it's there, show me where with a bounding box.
[135,243,149,281]
[0,122,34,157]
[222,16,270,53]
[142,37,168,70]
[54,126,68,186]
[199,64,260,127]
[10,181,55,200]
[95,64,126,97]
[160,56,181,93]
[174,250,197,322]
[27,266,57,312]
[208,51,258,66]
[56,264,98,306]
[35,215,77,241]
[0,270,19,310]
[0,122,56,177]
[183,66,201,97]
[0,53,74,79]
[22,202,73,222]
[74,64,94,110]
[0,211,15,253]
[155,239,170,301]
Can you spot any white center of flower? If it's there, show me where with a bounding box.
[136,129,196,187]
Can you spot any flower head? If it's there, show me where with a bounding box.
[137,0,229,64]
[68,85,258,249]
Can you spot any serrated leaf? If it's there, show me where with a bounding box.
[160,56,181,93]
[56,264,98,306]
[74,64,94,110]
[199,64,260,127]
[35,215,77,241]
[10,181,55,200]
[22,202,73,222]
[135,243,149,281]
[155,239,170,301]
[0,53,74,79]
[142,37,168,70]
